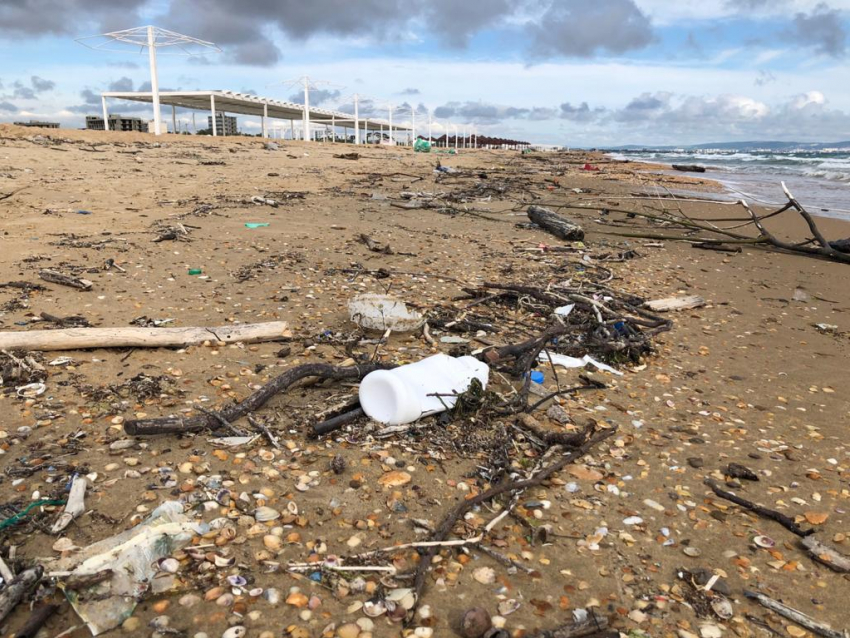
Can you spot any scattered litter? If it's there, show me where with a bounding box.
[359,354,490,425]
[538,351,623,376]
[348,293,424,332]
[645,295,706,312]
[52,501,206,635]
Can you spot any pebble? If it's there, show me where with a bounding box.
[337,623,361,638]
[461,607,492,638]
[122,617,140,632]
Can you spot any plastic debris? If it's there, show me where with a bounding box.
[348,293,424,332]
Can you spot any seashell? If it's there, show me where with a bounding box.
[222,627,246,638]
[363,600,387,617]
[254,506,281,522]
[286,501,299,516]
[753,535,775,548]
[149,616,170,629]
[16,383,46,398]
[52,537,78,553]
[49,356,74,366]
[218,526,237,541]
[227,575,247,588]
[248,588,263,597]
[264,588,281,605]
[158,557,180,573]
[214,554,235,568]
[263,534,282,551]
[336,623,361,638]
[711,598,733,620]
[216,593,234,607]
[259,449,275,461]
[204,587,225,601]
[498,599,520,616]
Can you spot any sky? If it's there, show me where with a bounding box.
[1,0,849,146]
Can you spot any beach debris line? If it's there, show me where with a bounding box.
[672,164,706,173]
[0,321,291,351]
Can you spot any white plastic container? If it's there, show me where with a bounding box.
[359,354,490,425]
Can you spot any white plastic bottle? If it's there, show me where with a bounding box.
[359,354,490,425]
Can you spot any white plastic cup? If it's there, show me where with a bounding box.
[359,354,490,425]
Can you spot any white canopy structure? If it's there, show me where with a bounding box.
[100,89,411,141]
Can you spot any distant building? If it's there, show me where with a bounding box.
[208,113,238,136]
[85,115,148,133]
[14,120,60,129]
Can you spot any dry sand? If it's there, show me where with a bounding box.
[0,124,848,638]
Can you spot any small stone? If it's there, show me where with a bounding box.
[699,624,722,638]
[461,607,492,638]
[337,623,361,638]
[683,546,702,557]
[122,617,141,632]
[687,457,704,469]
[473,566,496,584]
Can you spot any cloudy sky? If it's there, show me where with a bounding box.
[1,0,849,146]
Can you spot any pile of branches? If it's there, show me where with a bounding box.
[571,181,849,264]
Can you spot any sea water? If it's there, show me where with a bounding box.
[609,150,850,220]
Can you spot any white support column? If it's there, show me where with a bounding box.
[262,103,268,138]
[210,94,217,137]
[147,26,162,136]
[353,94,360,145]
[411,106,416,145]
[290,119,294,140]
[101,95,109,132]
[302,78,310,142]
[388,106,393,145]
[331,114,335,142]
[171,105,176,134]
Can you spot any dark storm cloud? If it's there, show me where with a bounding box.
[0,102,17,113]
[526,0,653,58]
[0,0,147,37]
[559,102,605,122]
[788,3,847,57]
[0,0,660,66]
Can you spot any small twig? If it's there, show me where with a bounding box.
[704,479,813,537]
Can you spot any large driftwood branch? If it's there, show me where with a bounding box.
[801,536,850,573]
[0,321,290,351]
[124,362,385,436]
[528,205,585,241]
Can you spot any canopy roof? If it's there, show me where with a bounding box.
[101,90,410,131]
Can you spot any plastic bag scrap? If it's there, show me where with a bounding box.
[52,501,207,636]
[538,351,624,376]
[348,293,424,332]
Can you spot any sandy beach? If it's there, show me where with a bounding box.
[0,124,848,638]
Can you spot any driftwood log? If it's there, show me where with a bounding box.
[0,566,43,624]
[38,270,92,291]
[672,164,706,173]
[528,205,585,241]
[0,321,290,352]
